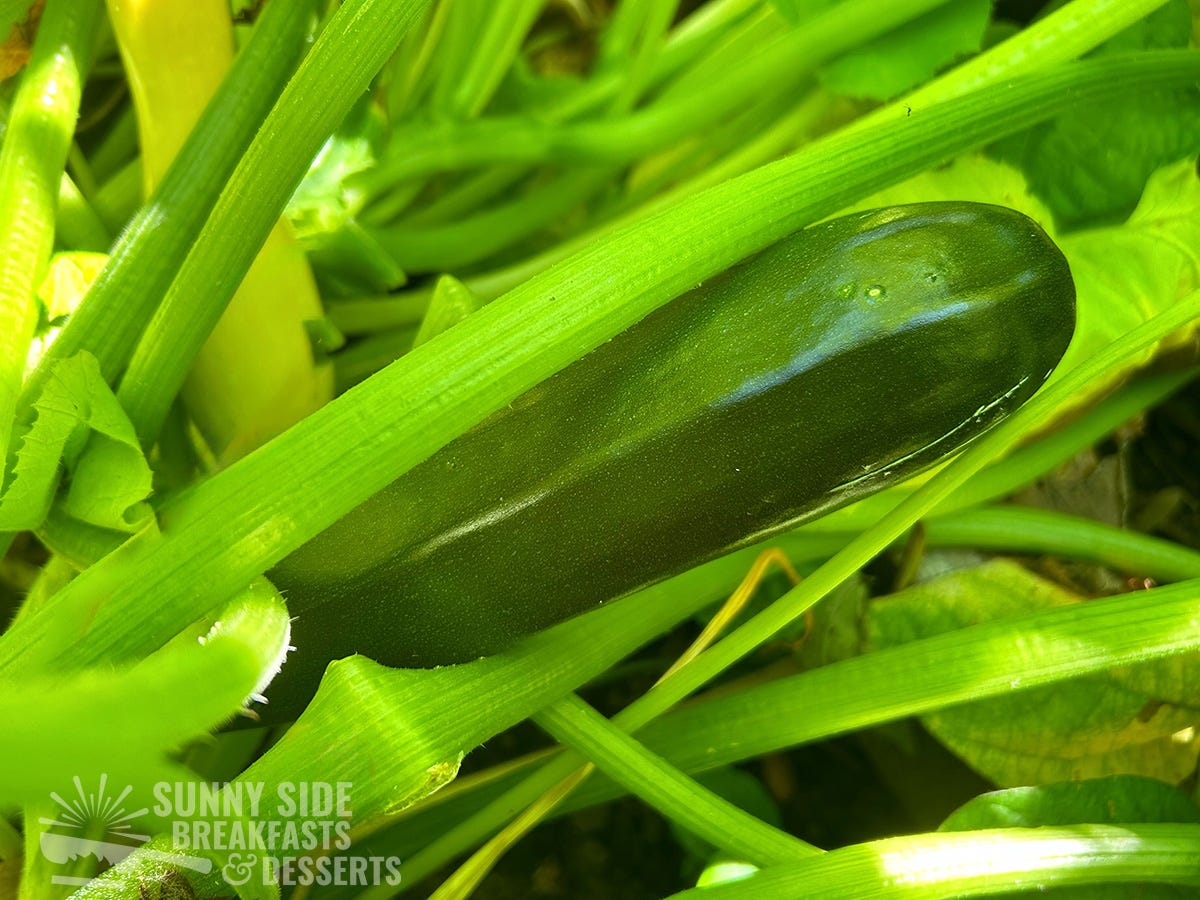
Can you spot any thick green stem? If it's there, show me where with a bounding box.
[0,0,102,485]
[922,505,1200,582]
[534,694,818,866]
[667,825,1200,898]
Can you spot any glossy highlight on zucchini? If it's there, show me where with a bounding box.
[266,202,1075,713]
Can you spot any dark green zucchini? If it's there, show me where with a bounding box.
[266,202,1075,714]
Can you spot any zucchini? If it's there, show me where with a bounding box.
[266,202,1075,713]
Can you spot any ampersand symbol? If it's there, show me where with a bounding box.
[221,853,258,886]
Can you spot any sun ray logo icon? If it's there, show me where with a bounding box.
[39,774,150,841]
[38,776,214,886]
[39,775,155,886]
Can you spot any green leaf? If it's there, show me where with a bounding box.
[820,0,993,101]
[1055,158,1200,385]
[285,98,404,295]
[790,571,870,669]
[0,353,153,533]
[845,152,1057,230]
[941,775,1200,830]
[989,1,1200,229]
[867,560,1200,786]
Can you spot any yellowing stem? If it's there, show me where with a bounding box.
[107,0,332,463]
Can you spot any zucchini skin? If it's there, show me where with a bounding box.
[266,202,1075,711]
